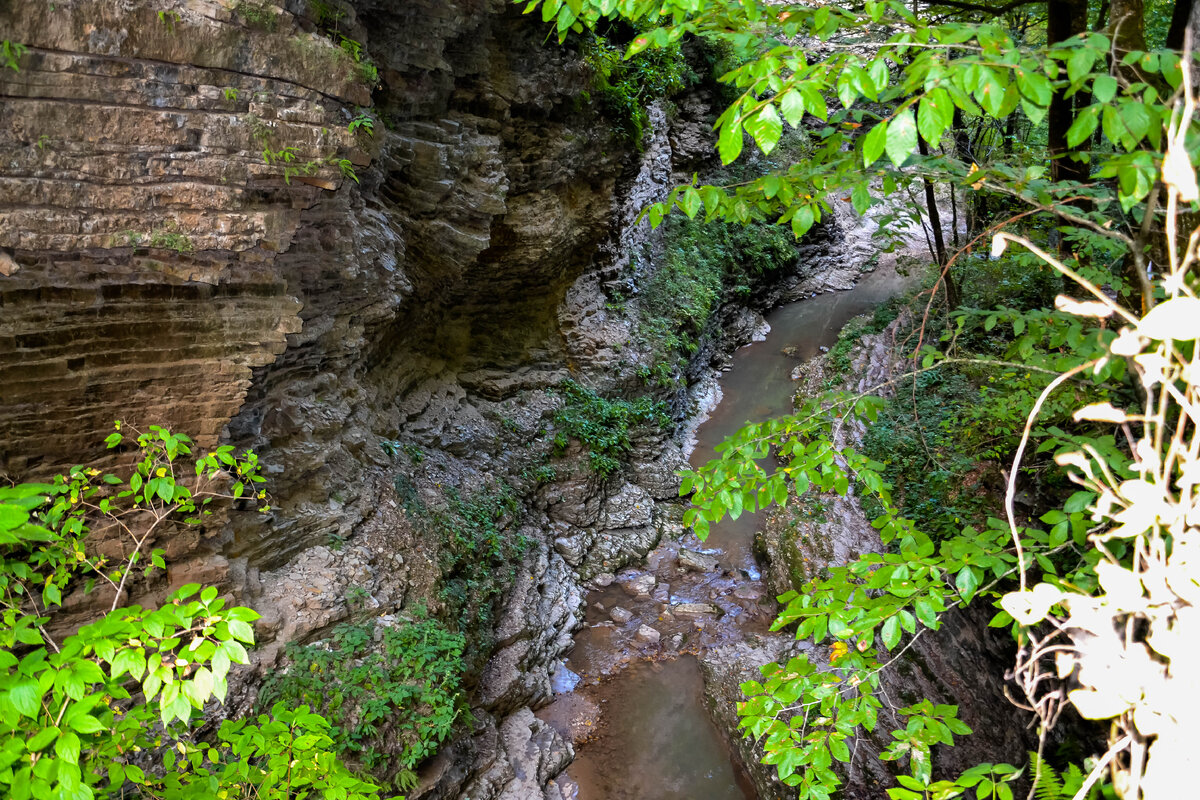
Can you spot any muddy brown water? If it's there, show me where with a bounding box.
[545,264,912,799]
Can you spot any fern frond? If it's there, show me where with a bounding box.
[1029,750,1065,800]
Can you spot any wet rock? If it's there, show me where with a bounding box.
[478,543,582,715]
[460,707,575,800]
[634,624,661,645]
[629,445,689,500]
[577,525,660,580]
[545,478,603,528]
[599,483,653,529]
[545,775,578,800]
[592,572,615,587]
[672,602,721,618]
[701,636,800,800]
[678,548,719,572]
[553,534,588,568]
[618,572,656,598]
[609,606,633,624]
[536,693,601,746]
[734,584,766,602]
[550,663,582,694]
[643,543,673,572]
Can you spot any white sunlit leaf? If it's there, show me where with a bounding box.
[1138,297,1200,341]
[1055,295,1114,318]
[1073,402,1127,423]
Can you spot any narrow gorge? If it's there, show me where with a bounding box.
[6,1,1190,799]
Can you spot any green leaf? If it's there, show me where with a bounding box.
[227,619,255,644]
[863,120,888,167]
[881,615,902,649]
[955,567,980,601]
[1120,101,1152,145]
[1016,69,1051,106]
[68,713,106,734]
[679,187,702,220]
[0,503,30,531]
[192,667,215,702]
[1065,104,1101,148]
[851,182,872,215]
[1092,73,1118,103]
[718,120,744,165]
[780,89,806,127]
[917,88,952,145]
[111,648,147,681]
[27,726,59,752]
[746,104,783,155]
[1067,47,1096,84]
[885,108,917,167]
[56,731,81,765]
[914,596,939,628]
[7,678,43,718]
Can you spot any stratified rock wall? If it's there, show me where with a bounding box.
[0,0,368,475]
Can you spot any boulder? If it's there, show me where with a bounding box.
[634,624,661,645]
[618,572,656,598]
[672,602,721,618]
[678,548,719,572]
[609,606,634,624]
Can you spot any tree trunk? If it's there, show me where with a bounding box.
[1165,0,1194,50]
[917,136,958,309]
[951,107,979,237]
[1109,0,1149,84]
[1166,0,1199,88]
[1047,0,1091,185]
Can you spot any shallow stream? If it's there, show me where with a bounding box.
[540,263,912,799]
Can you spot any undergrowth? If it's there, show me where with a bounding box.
[636,216,796,387]
[826,247,1126,543]
[427,484,528,666]
[552,379,669,476]
[580,31,694,145]
[257,606,466,793]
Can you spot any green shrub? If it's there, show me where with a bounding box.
[552,380,669,476]
[258,608,465,793]
[636,216,796,386]
[428,485,528,659]
[2,40,26,72]
[0,424,379,800]
[233,1,277,31]
[580,32,694,145]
